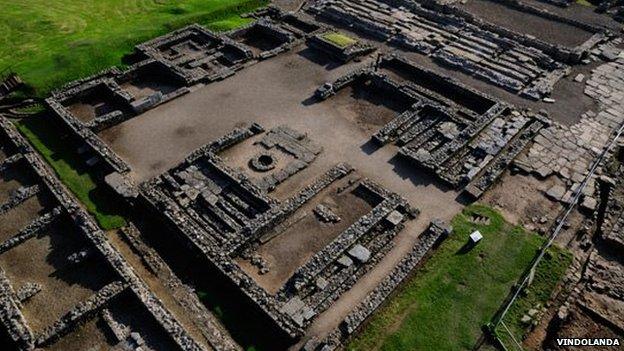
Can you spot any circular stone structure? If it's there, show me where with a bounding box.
[250,152,277,172]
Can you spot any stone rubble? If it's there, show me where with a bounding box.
[35,281,128,347]
[514,53,624,206]
[322,54,545,198]
[255,126,323,192]
[0,267,33,350]
[0,185,40,216]
[313,204,341,223]
[119,224,242,351]
[0,115,214,351]
[139,119,421,338]
[309,0,610,98]
[3,1,616,348]
[0,207,62,255]
[305,219,451,350]
[15,283,42,304]
[0,153,23,173]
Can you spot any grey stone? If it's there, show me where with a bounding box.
[347,244,371,263]
[337,255,354,268]
[385,210,404,226]
[546,185,566,201]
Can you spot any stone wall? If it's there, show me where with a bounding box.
[311,0,608,96]
[35,281,128,347]
[0,267,33,351]
[0,115,212,351]
[304,220,450,350]
[0,207,62,254]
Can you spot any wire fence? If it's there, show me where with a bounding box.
[491,120,624,351]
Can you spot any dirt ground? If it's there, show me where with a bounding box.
[98,40,596,178]
[0,220,117,333]
[120,79,180,100]
[480,171,563,230]
[4,3,615,350]
[99,44,464,342]
[546,307,623,350]
[378,64,496,114]
[65,91,129,124]
[0,194,50,242]
[521,0,623,31]
[313,16,598,126]
[235,29,286,55]
[330,83,413,134]
[0,163,38,204]
[218,132,301,194]
[237,174,376,293]
[97,46,455,215]
[46,317,119,351]
[460,0,595,47]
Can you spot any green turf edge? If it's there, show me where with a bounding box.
[496,245,572,348]
[3,1,269,228]
[347,204,546,351]
[14,115,127,230]
[321,32,358,48]
[1,0,268,97]
[576,0,594,7]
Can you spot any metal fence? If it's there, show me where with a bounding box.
[491,121,624,351]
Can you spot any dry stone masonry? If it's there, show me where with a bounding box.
[44,8,325,178]
[319,54,547,198]
[5,1,618,349]
[309,0,610,99]
[304,219,451,350]
[0,115,220,351]
[140,124,420,340]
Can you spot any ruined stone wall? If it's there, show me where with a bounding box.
[35,281,128,347]
[140,184,306,338]
[46,97,132,174]
[311,0,586,96]
[304,220,450,350]
[0,207,61,254]
[0,115,210,351]
[284,185,411,292]
[119,224,243,351]
[232,163,355,252]
[0,268,33,351]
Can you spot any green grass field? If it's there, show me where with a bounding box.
[321,32,357,48]
[348,204,550,351]
[497,245,572,348]
[0,0,267,96]
[2,0,268,228]
[576,0,594,7]
[15,114,127,230]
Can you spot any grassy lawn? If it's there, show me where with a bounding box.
[2,0,268,227]
[321,32,357,48]
[15,114,127,230]
[348,204,546,351]
[0,0,267,96]
[576,0,594,7]
[497,245,572,348]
